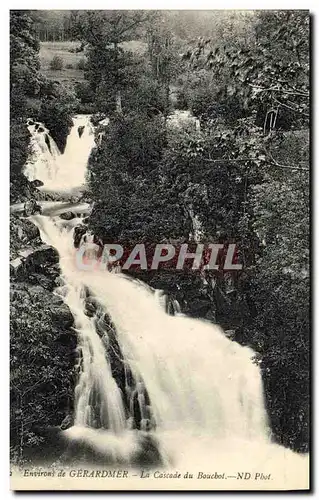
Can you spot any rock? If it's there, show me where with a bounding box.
[60,211,76,221]
[30,179,44,188]
[225,329,236,339]
[60,414,74,430]
[54,276,64,287]
[23,199,42,216]
[10,216,41,259]
[27,273,56,291]
[44,134,51,153]
[205,309,216,322]
[73,225,87,248]
[132,434,163,467]
[77,125,85,138]
[85,296,99,317]
[55,332,77,349]
[37,126,45,133]
[10,257,25,279]
[25,245,59,271]
[50,303,74,329]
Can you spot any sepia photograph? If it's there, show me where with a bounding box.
[9,8,310,491]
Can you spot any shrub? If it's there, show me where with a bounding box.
[77,58,87,70]
[65,63,73,69]
[49,55,64,71]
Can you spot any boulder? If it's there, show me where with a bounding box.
[10,215,41,258]
[60,211,76,221]
[77,125,85,138]
[30,179,44,188]
[23,199,42,216]
[60,414,74,430]
[25,245,59,271]
[10,257,25,279]
[27,273,56,291]
[85,296,99,317]
[50,303,74,329]
[73,225,87,248]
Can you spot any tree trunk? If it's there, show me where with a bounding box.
[116,91,122,114]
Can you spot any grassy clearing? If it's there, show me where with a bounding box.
[39,40,147,83]
[40,41,85,82]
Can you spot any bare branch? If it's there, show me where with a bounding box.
[248,83,309,98]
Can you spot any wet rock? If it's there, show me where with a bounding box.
[73,225,87,248]
[45,134,51,153]
[60,211,76,221]
[77,125,85,138]
[23,199,42,216]
[60,414,74,431]
[10,215,41,259]
[54,276,64,287]
[225,329,236,339]
[27,273,56,291]
[205,309,216,322]
[25,245,59,272]
[132,434,163,467]
[30,179,44,188]
[50,303,74,329]
[85,296,99,317]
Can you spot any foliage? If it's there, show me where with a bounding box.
[10,11,41,201]
[10,281,75,463]
[72,11,153,113]
[76,57,86,70]
[87,10,310,453]
[49,54,64,70]
[88,112,169,242]
[39,82,79,152]
[10,9,310,459]
[179,11,310,451]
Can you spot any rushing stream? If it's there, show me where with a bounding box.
[21,114,308,480]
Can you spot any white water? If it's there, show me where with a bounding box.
[25,117,308,484]
[24,115,95,192]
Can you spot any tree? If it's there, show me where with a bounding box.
[74,10,152,114]
[10,11,41,201]
[176,10,310,451]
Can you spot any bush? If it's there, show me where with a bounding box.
[49,55,64,71]
[65,63,73,69]
[77,57,87,70]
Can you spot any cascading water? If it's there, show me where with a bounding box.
[24,120,61,182]
[24,115,95,192]
[24,115,308,480]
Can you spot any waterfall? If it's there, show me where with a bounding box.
[24,121,60,182]
[24,115,95,192]
[23,114,308,477]
[33,212,269,442]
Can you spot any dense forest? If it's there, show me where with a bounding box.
[10,10,309,464]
